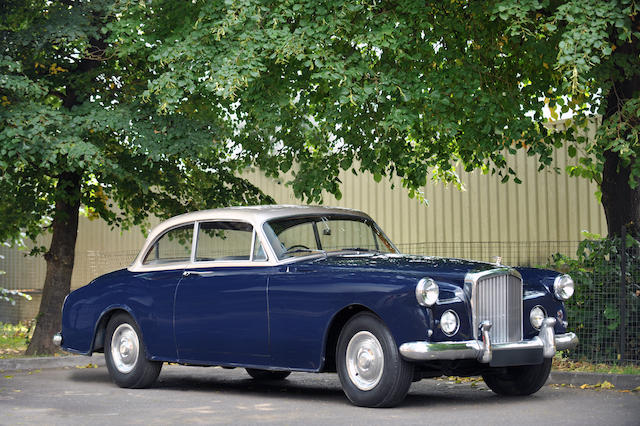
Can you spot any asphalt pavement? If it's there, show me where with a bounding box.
[1,362,638,425]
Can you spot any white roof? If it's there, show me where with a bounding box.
[129,205,372,271]
[164,204,370,225]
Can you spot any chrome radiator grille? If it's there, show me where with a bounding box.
[471,271,523,343]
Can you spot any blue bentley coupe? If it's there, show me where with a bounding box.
[55,205,577,407]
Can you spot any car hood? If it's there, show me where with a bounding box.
[301,252,559,291]
[304,253,498,287]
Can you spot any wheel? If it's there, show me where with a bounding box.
[104,312,162,388]
[481,358,552,396]
[336,312,414,407]
[245,368,291,381]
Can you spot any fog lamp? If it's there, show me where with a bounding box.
[440,310,459,336]
[530,305,546,330]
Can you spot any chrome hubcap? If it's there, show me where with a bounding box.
[346,331,384,391]
[111,323,139,374]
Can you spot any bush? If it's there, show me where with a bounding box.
[551,234,640,364]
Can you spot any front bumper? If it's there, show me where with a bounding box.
[399,318,578,367]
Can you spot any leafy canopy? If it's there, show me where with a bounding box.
[108,0,639,202]
[0,0,273,248]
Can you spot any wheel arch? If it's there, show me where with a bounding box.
[320,304,380,372]
[90,306,138,353]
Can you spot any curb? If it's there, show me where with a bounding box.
[548,370,640,390]
[0,354,105,372]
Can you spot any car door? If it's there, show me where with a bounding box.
[133,223,194,360]
[173,220,272,365]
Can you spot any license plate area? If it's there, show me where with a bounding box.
[489,347,544,367]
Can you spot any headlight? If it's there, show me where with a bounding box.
[440,310,459,336]
[529,305,546,329]
[553,274,574,300]
[415,278,439,307]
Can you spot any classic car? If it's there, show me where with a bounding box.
[54,205,578,407]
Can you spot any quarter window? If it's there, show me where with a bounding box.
[143,224,194,265]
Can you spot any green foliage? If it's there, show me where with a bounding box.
[105,0,639,204]
[0,0,274,248]
[551,235,640,363]
[0,321,34,357]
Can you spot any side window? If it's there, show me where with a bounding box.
[195,221,253,261]
[143,224,193,265]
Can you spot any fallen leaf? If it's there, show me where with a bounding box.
[3,376,12,379]
[580,384,590,389]
[599,381,614,389]
[76,363,98,369]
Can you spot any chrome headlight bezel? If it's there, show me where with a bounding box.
[415,278,439,307]
[553,274,575,300]
[529,305,546,330]
[440,309,460,336]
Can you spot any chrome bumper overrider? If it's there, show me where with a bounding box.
[399,318,578,363]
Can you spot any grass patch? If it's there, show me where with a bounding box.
[0,321,33,358]
[553,356,640,375]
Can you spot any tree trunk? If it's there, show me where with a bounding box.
[26,172,81,355]
[599,34,640,239]
[600,150,640,238]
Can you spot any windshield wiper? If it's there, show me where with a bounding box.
[282,248,324,256]
[338,247,381,253]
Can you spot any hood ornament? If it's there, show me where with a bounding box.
[493,256,503,267]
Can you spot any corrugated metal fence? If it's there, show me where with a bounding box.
[0,132,607,321]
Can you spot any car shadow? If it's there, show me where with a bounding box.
[67,366,544,408]
[155,371,347,403]
[67,367,113,384]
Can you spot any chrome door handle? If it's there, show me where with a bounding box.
[182,270,208,277]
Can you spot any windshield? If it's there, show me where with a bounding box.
[263,214,398,260]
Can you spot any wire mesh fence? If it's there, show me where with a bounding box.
[564,256,640,365]
[545,233,640,366]
[395,241,580,267]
